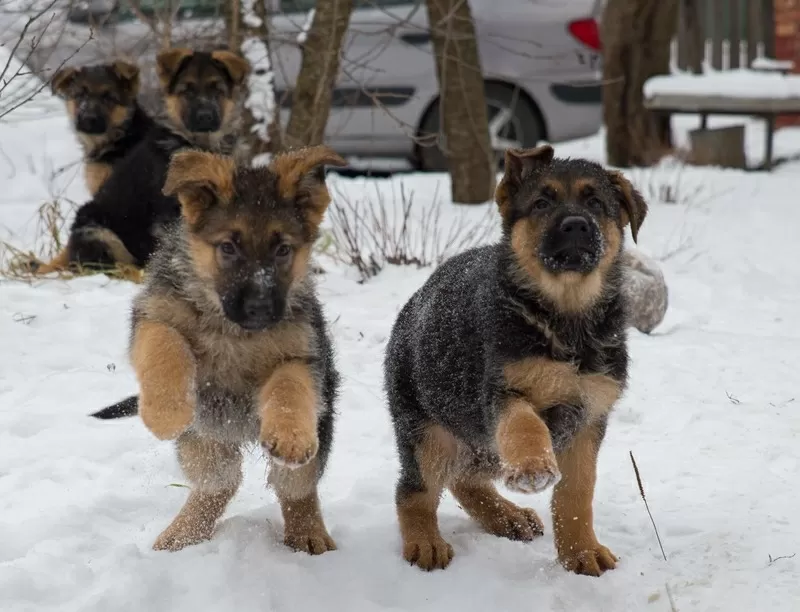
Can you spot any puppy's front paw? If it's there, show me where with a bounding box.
[260,422,318,468]
[502,452,561,494]
[559,542,618,576]
[139,393,193,440]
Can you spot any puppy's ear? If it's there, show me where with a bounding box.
[163,150,236,226]
[111,59,140,96]
[607,170,648,243]
[210,50,250,86]
[51,66,78,96]
[156,48,193,89]
[269,145,347,228]
[495,145,554,218]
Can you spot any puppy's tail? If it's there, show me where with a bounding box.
[90,395,139,419]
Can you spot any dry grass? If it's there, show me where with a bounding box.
[326,181,497,282]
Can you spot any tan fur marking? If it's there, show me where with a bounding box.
[510,217,620,314]
[32,248,70,275]
[259,361,319,467]
[108,104,130,128]
[164,95,185,130]
[51,66,77,96]
[163,150,236,225]
[607,170,648,243]
[210,50,251,85]
[75,227,137,266]
[416,424,460,490]
[397,489,453,571]
[84,161,113,196]
[278,489,336,554]
[504,357,622,420]
[450,477,544,540]
[156,48,193,87]
[131,320,196,440]
[291,244,312,284]
[573,177,598,195]
[495,145,555,220]
[495,397,558,482]
[269,145,347,201]
[551,427,617,576]
[111,59,139,86]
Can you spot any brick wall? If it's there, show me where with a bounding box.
[775,0,800,126]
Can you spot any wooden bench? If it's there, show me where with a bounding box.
[644,69,800,170]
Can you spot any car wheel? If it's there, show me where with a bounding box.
[416,83,545,172]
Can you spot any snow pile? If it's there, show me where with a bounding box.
[644,69,800,100]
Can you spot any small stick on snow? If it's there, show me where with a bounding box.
[768,553,796,565]
[630,451,667,561]
[665,582,679,612]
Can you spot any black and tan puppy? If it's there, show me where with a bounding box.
[384,145,647,576]
[36,48,249,275]
[119,144,346,553]
[51,59,153,196]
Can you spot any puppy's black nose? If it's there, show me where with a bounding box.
[243,296,271,319]
[191,106,219,132]
[77,113,107,134]
[559,216,590,235]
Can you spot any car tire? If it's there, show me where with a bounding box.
[415,82,545,172]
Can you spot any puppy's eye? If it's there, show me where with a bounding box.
[587,197,603,211]
[275,244,292,259]
[218,241,236,256]
[533,198,550,210]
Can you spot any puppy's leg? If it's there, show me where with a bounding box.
[396,424,456,571]
[153,430,242,551]
[29,247,70,275]
[258,361,319,468]
[269,458,336,555]
[450,475,544,541]
[131,321,195,440]
[551,419,617,576]
[496,397,561,494]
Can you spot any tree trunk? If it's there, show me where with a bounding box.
[681,0,704,74]
[226,0,283,161]
[284,0,354,148]
[602,0,679,167]
[425,0,494,204]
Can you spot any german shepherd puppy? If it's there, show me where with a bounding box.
[106,145,347,553]
[51,59,154,196]
[35,48,249,275]
[383,145,647,576]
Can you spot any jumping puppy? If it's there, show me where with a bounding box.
[39,48,249,275]
[51,59,153,196]
[125,145,346,553]
[383,145,647,575]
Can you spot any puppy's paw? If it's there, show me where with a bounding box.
[152,520,214,552]
[139,393,193,441]
[502,452,561,494]
[559,542,618,576]
[487,505,545,541]
[260,423,318,468]
[284,525,337,555]
[402,534,454,571]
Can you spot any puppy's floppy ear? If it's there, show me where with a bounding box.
[163,150,236,226]
[607,170,648,243]
[51,66,78,96]
[111,59,140,95]
[269,145,347,227]
[210,50,250,86]
[495,145,554,218]
[156,48,193,89]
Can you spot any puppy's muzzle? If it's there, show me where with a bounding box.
[540,214,602,273]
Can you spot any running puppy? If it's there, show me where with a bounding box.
[128,144,346,553]
[384,145,647,576]
[51,59,153,196]
[39,48,249,275]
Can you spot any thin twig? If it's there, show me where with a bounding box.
[630,451,667,561]
[665,582,678,612]
[768,553,795,565]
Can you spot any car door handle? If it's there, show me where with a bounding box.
[400,32,431,46]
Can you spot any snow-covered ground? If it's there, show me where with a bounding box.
[2,71,800,612]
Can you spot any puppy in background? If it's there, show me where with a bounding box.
[121,145,346,553]
[384,145,647,576]
[51,59,153,196]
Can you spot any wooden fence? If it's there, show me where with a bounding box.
[672,0,775,72]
